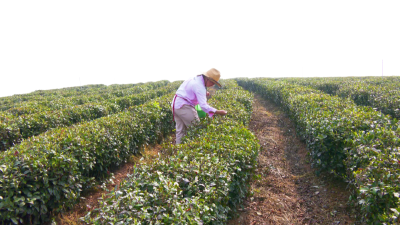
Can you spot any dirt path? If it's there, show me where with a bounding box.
[228,95,358,225]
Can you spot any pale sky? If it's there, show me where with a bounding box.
[1,0,399,97]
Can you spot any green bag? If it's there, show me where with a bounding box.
[195,104,206,118]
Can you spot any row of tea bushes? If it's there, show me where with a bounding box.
[207,82,254,126]
[0,82,154,109]
[0,122,21,154]
[217,80,253,122]
[346,124,400,223]
[0,82,181,151]
[83,121,259,225]
[282,76,400,93]
[0,94,176,224]
[0,80,169,113]
[282,77,400,119]
[218,79,240,89]
[82,82,259,224]
[336,82,400,119]
[111,81,179,110]
[0,84,108,108]
[2,81,169,114]
[237,78,400,223]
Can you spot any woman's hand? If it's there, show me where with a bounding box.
[215,110,227,115]
[206,91,210,98]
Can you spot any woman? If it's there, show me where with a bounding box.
[172,68,228,144]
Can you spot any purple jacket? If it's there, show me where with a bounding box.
[172,75,217,117]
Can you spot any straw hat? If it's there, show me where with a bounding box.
[203,68,222,87]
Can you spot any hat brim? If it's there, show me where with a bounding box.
[206,76,222,87]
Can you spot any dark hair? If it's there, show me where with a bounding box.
[202,75,208,90]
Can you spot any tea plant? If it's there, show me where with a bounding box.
[0,82,181,151]
[282,76,400,119]
[0,80,169,112]
[0,94,175,224]
[237,77,400,223]
[82,81,259,224]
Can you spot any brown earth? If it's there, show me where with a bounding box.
[227,95,359,225]
[55,94,360,224]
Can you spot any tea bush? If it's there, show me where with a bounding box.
[282,77,400,119]
[0,84,107,110]
[82,121,259,225]
[0,121,21,152]
[0,80,169,112]
[0,82,181,151]
[237,78,400,223]
[82,81,259,224]
[0,94,176,224]
[1,79,257,224]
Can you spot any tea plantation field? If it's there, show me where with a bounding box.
[237,76,400,224]
[1,76,399,224]
[1,80,259,224]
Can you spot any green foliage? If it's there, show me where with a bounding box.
[0,81,181,151]
[282,76,400,119]
[0,119,22,152]
[82,122,259,225]
[347,126,400,223]
[237,77,400,224]
[0,94,176,224]
[0,79,258,224]
[82,81,259,224]
[0,80,169,113]
[0,84,107,110]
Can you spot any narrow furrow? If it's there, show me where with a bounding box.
[54,137,175,225]
[228,95,357,225]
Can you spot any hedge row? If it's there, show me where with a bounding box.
[81,81,259,224]
[0,81,181,151]
[282,77,400,119]
[237,78,400,223]
[0,82,151,109]
[336,82,400,119]
[0,84,108,108]
[0,94,176,224]
[1,80,169,113]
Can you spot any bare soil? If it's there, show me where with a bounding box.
[227,95,359,225]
